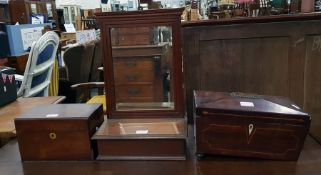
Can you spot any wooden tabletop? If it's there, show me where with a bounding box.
[0,129,321,175]
[0,96,65,136]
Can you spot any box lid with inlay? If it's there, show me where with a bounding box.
[194,91,309,119]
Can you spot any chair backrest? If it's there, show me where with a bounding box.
[89,40,103,82]
[63,42,95,84]
[17,31,59,97]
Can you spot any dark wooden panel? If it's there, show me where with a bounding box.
[304,35,321,142]
[199,37,290,96]
[6,53,29,74]
[9,0,28,24]
[199,22,295,40]
[182,29,200,123]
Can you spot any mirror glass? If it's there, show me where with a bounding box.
[46,3,53,17]
[110,26,174,111]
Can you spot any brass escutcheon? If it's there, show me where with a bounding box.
[49,133,57,140]
[202,111,209,115]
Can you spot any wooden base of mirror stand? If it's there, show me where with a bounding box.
[92,118,187,160]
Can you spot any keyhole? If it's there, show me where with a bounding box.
[49,133,57,140]
[249,124,254,136]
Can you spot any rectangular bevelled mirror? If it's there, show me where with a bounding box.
[110,26,174,111]
[96,9,184,118]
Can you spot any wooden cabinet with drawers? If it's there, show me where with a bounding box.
[112,44,169,103]
[94,9,186,160]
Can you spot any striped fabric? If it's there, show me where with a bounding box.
[87,95,106,114]
[49,59,59,96]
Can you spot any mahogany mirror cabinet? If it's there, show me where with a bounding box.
[93,8,187,160]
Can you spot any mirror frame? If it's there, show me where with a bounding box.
[96,8,184,119]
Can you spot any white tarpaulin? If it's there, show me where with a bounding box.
[56,0,101,9]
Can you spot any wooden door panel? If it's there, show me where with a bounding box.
[304,35,321,142]
[199,37,290,96]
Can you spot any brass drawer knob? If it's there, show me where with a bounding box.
[128,87,140,95]
[202,111,209,115]
[126,61,137,67]
[127,74,139,81]
[49,133,57,140]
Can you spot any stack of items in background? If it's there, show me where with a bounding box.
[202,0,318,20]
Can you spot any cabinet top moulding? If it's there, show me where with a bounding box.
[95,8,184,24]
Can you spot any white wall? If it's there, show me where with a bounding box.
[56,0,102,9]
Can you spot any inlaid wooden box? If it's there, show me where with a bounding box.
[194,91,311,160]
[15,104,104,161]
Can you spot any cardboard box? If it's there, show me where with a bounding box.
[60,32,76,40]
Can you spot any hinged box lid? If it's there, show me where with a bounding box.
[15,104,103,121]
[194,91,309,119]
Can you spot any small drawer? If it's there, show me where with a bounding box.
[115,84,155,102]
[116,84,154,98]
[115,70,154,83]
[114,58,154,71]
[118,34,150,46]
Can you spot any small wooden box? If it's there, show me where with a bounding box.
[15,104,104,161]
[194,91,311,160]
